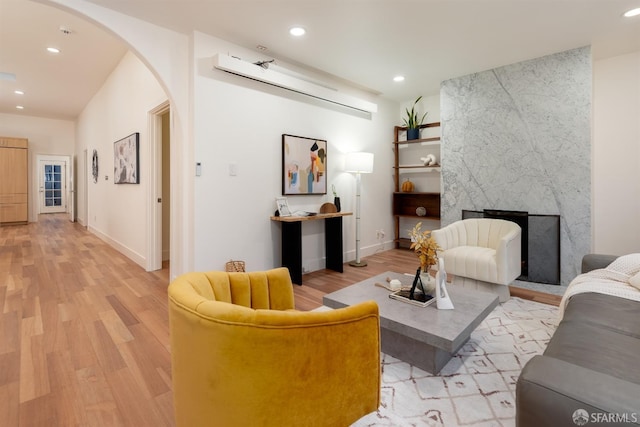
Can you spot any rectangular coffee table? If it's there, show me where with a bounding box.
[323,271,499,374]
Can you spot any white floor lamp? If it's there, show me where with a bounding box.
[345,152,374,267]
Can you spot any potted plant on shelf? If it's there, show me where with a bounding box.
[403,96,428,140]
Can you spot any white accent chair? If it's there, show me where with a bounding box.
[432,218,522,302]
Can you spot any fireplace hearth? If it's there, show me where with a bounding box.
[462,209,560,285]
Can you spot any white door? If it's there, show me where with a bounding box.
[39,160,67,213]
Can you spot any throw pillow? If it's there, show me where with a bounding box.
[607,253,640,276]
[630,271,640,290]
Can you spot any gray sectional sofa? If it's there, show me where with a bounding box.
[516,254,640,426]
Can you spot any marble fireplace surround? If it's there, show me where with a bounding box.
[462,209,561,285]
[440,47,591,285]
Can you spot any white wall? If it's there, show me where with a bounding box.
[0,113,75,222]
[192,32,398,273]
[76,51,167,267]
[593,50,640,255]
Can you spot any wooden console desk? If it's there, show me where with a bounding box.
[270,212,352,285]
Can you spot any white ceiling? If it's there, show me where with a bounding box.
[0,0,127,120]
[1,0,639,121]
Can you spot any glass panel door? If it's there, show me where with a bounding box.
[40,160,67,213]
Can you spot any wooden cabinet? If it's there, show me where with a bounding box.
[0,137,28,224]
[392,123,441,248]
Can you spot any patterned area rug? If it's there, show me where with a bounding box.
[353,297,559,427]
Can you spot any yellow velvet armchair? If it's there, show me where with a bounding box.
[168,267,380,427]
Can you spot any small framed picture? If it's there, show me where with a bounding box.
[275,197,292,217]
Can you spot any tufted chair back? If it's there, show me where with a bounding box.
[168,267,381,427]
[433,218,519,250]
[177,268,295,310]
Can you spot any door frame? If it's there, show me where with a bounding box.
[36,154,72,216]
[146,100,170,271]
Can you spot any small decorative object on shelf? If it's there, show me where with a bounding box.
[275,196,292,217]
[331,184,341,212]
[319,202,337,213]
[420,154,437,166]
[409,222,441,295]
[435,257,454,310]
[402,96,428,141]
[416,206,427,217]
[401,178,415,192]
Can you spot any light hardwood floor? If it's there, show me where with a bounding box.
[1,214,173,426]
[0,214,560,426]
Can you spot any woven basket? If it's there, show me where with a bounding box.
[225,260,246,272]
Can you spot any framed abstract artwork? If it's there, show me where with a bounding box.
[114,132,140,184]
[282,134,327,195]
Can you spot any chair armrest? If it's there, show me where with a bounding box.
[517,355,640,427]
[432,225,456,250]
[496,228,521,284]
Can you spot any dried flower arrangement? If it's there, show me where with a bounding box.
[409,222,441,272]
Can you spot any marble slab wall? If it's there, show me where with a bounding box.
[440,47,591,285]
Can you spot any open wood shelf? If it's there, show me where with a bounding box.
[392,136,441,145]
[392,122,442,249]
[393,192,441,218]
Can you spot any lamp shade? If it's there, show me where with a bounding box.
[345,152,374,174]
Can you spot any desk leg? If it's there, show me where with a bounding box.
[325,217,344,273]
[282,221,302,285]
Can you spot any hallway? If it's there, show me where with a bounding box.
[0,214,173,426]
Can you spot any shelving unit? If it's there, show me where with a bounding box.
[392,122,441,248]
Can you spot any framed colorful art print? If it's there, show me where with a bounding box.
[282,134,327,195]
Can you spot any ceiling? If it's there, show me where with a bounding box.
[1,0,639,121]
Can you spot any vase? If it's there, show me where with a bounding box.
[334,196,341,212]
[407,128,420,140]
[419,270,436,295]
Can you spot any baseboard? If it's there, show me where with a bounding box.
[88,225,146,269]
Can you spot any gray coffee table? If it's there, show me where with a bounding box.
[323,271,499,374]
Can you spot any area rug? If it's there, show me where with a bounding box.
[353,297,559,427]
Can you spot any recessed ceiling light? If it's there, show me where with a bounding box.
[256,45,268,51]
[624,7,640,17]
[289,27,306,37]
[16,105,24,110]
[14,90,24,95]
[46,47,61,54]
[393,75,405,82]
